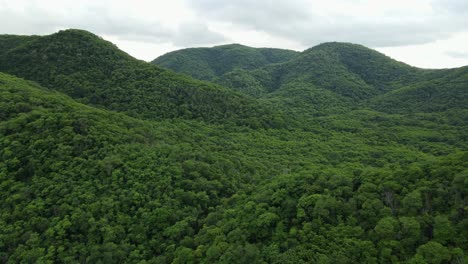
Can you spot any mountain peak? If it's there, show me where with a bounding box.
[54,28,99,37]
[300,41,424,91]
[311,41,368,49]
[305,41,413,68]
[0,29,277,126]
[212,43,248,49]
[152,43,299,81]
[304,41,363,52]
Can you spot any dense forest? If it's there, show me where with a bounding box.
[0,29,467,263]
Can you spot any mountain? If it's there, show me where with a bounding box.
[152,44,299,81]
[0,71,272,262]
[1,29,467,263]
[371,65,468,113]
[0,35,40,57]
[303,42,427,91]
[154,42,466,116]
[154,42,427,97]
[0,30,280,127]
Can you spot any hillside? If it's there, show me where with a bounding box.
[0,35,40,57]
[371,65,468,113]
[154,42,428,96]
[305,42,428,91]
[0,72,275,262]
[1,71,467,262]
[0,30,280,127]
[155,42,463,116]
[152,44,299,81]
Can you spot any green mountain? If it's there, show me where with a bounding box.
[1,30,467,263]
[0,35,40,57]
[154,42,426,96]
[0,71,275,262]
[152,44,299,81]
[304,42,426,91]
[154,42,466,117]
[0,30,279,127]
[371,65,468,113]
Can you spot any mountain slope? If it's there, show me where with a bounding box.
[212,44,381,116]
[1,71,467,263]
[152,44,299,81]
[0,30,280,127]
[0,71,268,262]
[219,42,433,97]
[371,65,468,113]
[156,42,465,116]
[306,42,429,91]
[0,35,40,57]
[154,42,428,97]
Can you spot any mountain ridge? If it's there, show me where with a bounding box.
[152,43,299,81]
[153,41,467,116]
[0,29,282,127]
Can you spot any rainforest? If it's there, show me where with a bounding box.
[0,29,467,263]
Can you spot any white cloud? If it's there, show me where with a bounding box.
[0,0,225,45]
[377,32,468,69]
[186,0,465,48]
[446,51,468,59]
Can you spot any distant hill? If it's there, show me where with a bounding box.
[0,29,281,127]
[0,35,40,57]
[152,44,299,81]
[154,42,466,116]
[304,42,428,91]
[371,65,468,113]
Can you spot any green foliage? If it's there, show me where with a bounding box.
[415,241,451,264]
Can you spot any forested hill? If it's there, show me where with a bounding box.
[0,29,280,127]
[370,65,468,113]
[154,42,466,116]
[0,35,40,57]
[153,41,427,97]
[151,44,299,81]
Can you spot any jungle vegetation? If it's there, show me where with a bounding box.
[0,29,467,263]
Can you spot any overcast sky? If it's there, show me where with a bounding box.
[1,0,467,68]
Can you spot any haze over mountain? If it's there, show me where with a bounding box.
[1,29,467,263]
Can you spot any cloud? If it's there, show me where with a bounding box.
[173,22,226,46]
[2,0,466,49]
[432,0,468,14]
[0,0,226,46]
[445,51,468,59]
[186,0,468,48]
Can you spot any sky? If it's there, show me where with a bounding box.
[1,0,467,69]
